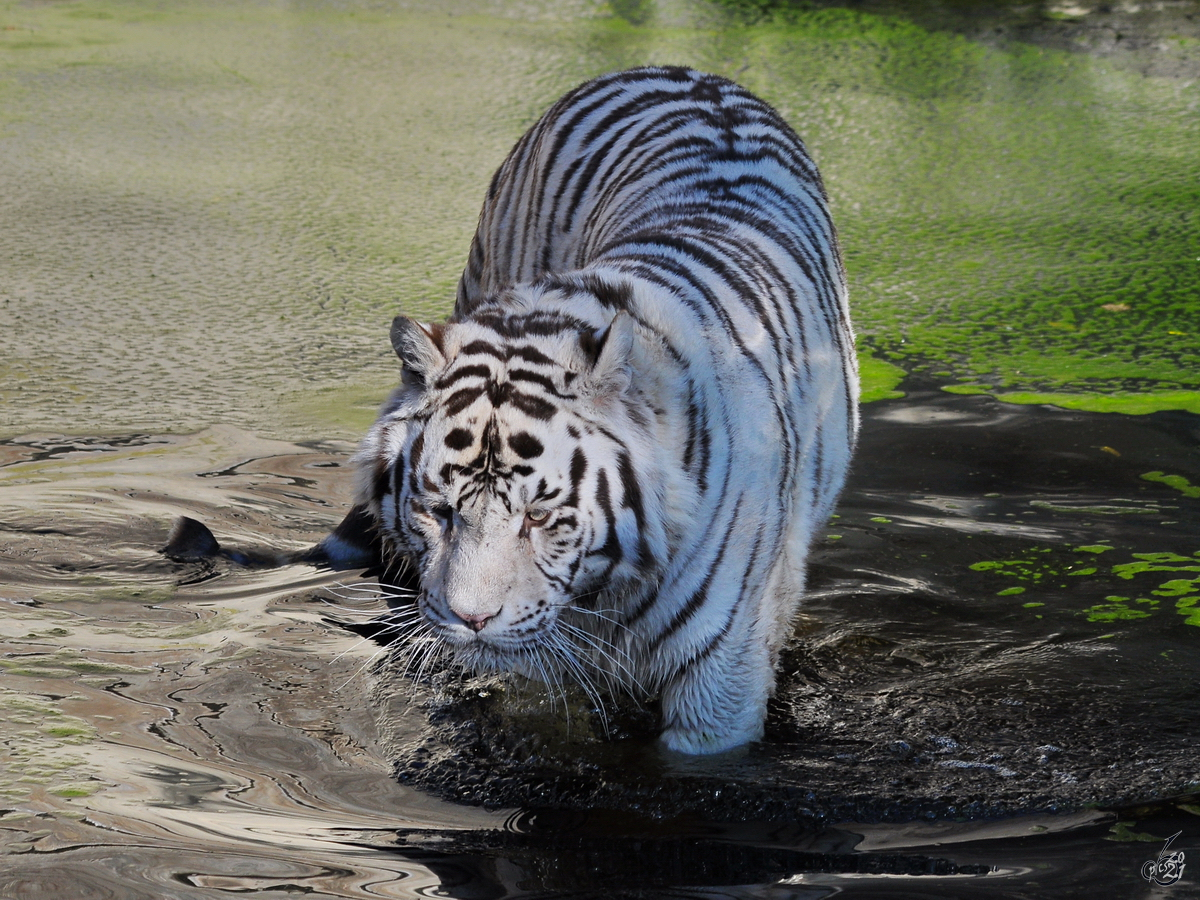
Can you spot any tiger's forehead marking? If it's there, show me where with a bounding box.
[432,329,580,423]
[439,422,544,460]
[420,333,581,505]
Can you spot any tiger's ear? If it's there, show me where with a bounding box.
[390,316,447,387]
[580,311,636,396]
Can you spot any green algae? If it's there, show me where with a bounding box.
[944,387,1200,416]
[971,545,1200,628]
[1141,471,1200,498]
[858,353,906,403]
[1085,596,1157,623]
[971,558,1036,576]
[0,691,101,803]
[281,378,401,438]
[1106,821,1163,843]
[1177,597,1200,627]
[1154,578,1200,597]
[0,649,152,679]
[1112,552,1200,580]
[48,781,103,798]
[41,721,97,743]
[0,0,1197,437]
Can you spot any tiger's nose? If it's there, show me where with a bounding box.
[456,611,494,632]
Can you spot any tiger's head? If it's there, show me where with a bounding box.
[356,303,666,675]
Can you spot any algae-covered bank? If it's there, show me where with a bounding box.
[2,0,1198,438]
[2,1,1199,898]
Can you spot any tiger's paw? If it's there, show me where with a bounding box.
[658,719,763,756]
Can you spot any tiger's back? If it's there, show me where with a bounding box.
[357,66,857,754]
[460,65,855,514]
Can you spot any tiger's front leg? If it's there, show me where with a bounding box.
[655,610,777,755]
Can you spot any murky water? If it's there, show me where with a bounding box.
[2,395,1198,896]
[2,0,1199,897]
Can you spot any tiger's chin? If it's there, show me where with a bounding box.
[442,632,570,683]
[423,609,562,669]
[426,610,610,693]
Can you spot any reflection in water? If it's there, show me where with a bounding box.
[2,394,1198,897]
[0,428,505,897]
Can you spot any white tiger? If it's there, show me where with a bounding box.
[344,66,858,755]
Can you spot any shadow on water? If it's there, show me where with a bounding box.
[343,805,1199,898]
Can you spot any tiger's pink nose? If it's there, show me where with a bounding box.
[456,611,493,632]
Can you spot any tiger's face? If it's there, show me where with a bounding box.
[359,309,657,673]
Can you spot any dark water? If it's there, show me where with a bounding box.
[3,392,1197,898]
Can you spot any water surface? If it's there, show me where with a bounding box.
[3,0,1198,436]
[2,0,1199,896]
[3,393,1198,897]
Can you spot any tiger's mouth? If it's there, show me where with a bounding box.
[418,591,557,654]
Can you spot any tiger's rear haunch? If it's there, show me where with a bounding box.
[354,66,858,755]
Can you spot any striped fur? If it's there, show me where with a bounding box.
[354,66,858,754]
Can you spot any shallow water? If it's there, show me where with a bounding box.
[3,394,1199,897]
[2,0,1199,896]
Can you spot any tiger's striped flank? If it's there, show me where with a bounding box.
[352,66,858,754]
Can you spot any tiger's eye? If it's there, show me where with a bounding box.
[431,503,455,530]
[526,507,551,525]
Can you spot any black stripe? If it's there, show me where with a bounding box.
[646,510,736,653]
[444,428,473,451]
[508,431,544,459]
[445,387,484,416]
[509,368,573,398]
[589,467,622,568]
[458,340,506,360]
[373,460,393,506]
[510,345,557,366]
[535,83,631,229]
[504,388,556,421]
[615,450,648,566]
[681,529,767,671]
[564,447,587,507]
[611,239,775,389]
[406,430,425,495]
